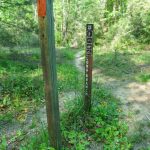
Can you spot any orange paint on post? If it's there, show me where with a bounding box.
[38,0,46,17]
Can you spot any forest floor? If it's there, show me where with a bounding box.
[0,46,150,149]
[0,48,80,149]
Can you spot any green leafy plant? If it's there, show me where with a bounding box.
[0,136,7,150]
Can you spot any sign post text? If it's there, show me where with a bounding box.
[84,24,94,112]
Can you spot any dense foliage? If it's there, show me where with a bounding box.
[1,0,150,48]
[0,0,38,48]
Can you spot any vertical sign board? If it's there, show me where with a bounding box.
[38,0,61,149]
[84,24,94,112]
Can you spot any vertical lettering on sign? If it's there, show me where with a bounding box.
[84,24,94,112]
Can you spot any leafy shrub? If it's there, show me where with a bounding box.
[128,0,150,43]
[1,74,44,103]
[0,136,7,150]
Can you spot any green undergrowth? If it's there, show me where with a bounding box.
[136,73,150,83]
[0,47,79,123]
[61,87,131,150]
[94,42,150,81]
[20,87,131,150]
[0,47,131,149]
[57,47,77,61]
[57,64,82,92]
[0,50,43,123]
[57,48,83,92]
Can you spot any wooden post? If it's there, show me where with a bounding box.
[38,0,61,149]
[84,24,94,112]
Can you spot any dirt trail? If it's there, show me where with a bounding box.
[75,51,84,72]
[75,51,150,149]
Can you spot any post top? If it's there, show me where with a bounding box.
[86,24,94,31]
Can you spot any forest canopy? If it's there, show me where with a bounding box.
[0,0,150,48]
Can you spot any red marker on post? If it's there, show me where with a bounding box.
[37,0,46,17]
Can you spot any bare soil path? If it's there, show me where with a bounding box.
[75,51,150,149]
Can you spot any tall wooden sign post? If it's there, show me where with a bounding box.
[37,0,61,149]
[84,24,94,112]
